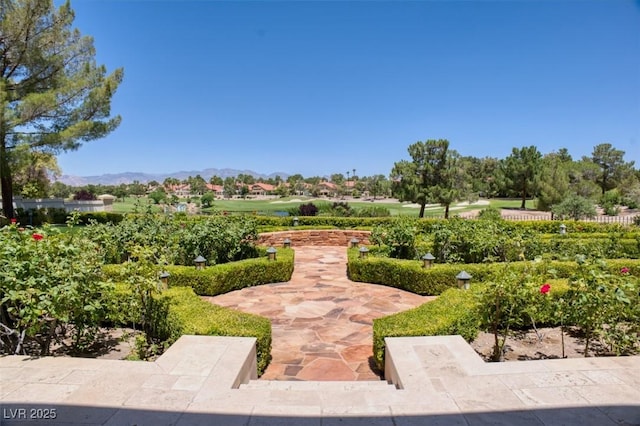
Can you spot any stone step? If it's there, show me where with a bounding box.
[239,380,397,392]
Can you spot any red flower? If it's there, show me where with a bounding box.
[10,218,16,224]
[621,267,630,274]
[32,233,43,241]
[540,283,551,294]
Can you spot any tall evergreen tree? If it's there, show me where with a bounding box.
[590,143,635,195]
[502,146,542,209]
[391,139,470,218]
[0,0,123,218]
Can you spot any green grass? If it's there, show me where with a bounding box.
[109,195,526,217]
[111,197,163,214]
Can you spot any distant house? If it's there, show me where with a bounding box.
[249,183,275,196]
[205,184,224,197]
[317,181,338,197]
[166,184,191,198]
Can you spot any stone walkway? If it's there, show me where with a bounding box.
[204,246,432,381]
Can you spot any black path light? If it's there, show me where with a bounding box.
[194,255,206,270]
[359,246,369,259]
[350,237,360,249]
[267,247,277,261]
[421,253,435,268]
[158,271,170,290]
[456,271,472,290]
[283,238,291,248]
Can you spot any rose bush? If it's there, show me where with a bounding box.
[0,222,114,355]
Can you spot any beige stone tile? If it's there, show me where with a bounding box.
[533,406,619,426]
[142,374,179,390]
[11,367,73,384]
[392,407,467,426]
[452,387,527,411]
[63,371,150,406]
[573,383,640,404]
[123,387,195,410]
[513,386,590,407]
[580,369,626,385]
[173,375,207,391]
[103,408,183,426]
[526,371,594,387]
[0,381,24,398]
[462,410,544,425]
[3,383,78,403]
[250,405,322,425]
[58,369,102,385]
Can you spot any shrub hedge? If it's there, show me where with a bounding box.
[162,287,272,375]
[110,285,271,375]
[372,288,479,371]
[348,249,640,296]
[104,248,295,297]
[363,250,639,371]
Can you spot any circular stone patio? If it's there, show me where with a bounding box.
[204,246,434,381]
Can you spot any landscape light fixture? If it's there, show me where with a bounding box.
[194,255,207,270]
[456,271,472,290]
[422,253,435,268]
[293,216,299,227]
[283,238,291,248]
[359,246,369,259]
[158,271,170,291]
[350,238,360,249]
[267,247,277,261]
[560,224,567,235]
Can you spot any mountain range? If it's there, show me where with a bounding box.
[56,168,291,186]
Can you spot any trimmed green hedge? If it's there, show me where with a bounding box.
[348,248,640,296]
[104,247,295,297]
[110,285,271,375]
[162,287,272,375]
[372,288,479,371]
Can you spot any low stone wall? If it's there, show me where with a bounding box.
[257,230,371,247]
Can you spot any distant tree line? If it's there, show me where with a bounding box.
[391,140,639,218]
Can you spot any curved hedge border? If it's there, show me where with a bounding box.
[372,288,479,371]
[162,287,272,374]
[110,285,272,375]
[103,247,295,297]
[348,248,640,295]
[106,248,294,375]
[358,251,640,371]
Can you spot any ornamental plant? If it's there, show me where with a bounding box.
[475,262,554,361]
[0,222,114,355]
[564,256,639,356]
[370,216,419,259]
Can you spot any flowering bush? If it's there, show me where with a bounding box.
[475,264,552,361]
[0,223,113,355]
[80,213,259,266]
[563,257,639,356]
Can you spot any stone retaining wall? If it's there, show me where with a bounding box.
[257,230,371,247]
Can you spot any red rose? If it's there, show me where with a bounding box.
[32,233,43,241]
[10,218,16,224]
[621,267,630,274]
[540,283,551,294]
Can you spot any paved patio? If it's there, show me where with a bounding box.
[204,246,432,381]
[1,335,639,425]
[1,245,639,424]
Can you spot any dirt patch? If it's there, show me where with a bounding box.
[31,327,139,360]
[470,326,617,362]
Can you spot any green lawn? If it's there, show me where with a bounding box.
[109,195,526,217]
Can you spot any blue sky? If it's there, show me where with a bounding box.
[56,0,640,178]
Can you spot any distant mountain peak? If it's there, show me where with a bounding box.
[56,168,290,186]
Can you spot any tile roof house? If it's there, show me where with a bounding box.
[249,183,275,196]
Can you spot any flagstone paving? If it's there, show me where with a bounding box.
[203,246,433,381]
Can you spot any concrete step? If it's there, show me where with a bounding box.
[239,380,397,392]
